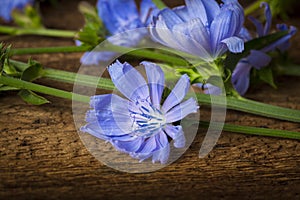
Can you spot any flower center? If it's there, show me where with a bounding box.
[129,97,166,138]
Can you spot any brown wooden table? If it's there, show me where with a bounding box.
[1,0,300,199]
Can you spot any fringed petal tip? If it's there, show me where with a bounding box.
[222,36,244,53]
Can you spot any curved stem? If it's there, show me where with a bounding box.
[0,25,76,38]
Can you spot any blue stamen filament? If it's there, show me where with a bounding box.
[129,97,166,138]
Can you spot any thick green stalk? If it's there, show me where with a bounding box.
[0,25,76,38]
[200,121,300,140]
[10,45,189,66]
[10,60,300,123]
[0,76,90,103]
[195,94,300,123]
[10,46,91,55]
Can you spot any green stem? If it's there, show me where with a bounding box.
[10,60,300,123]
[152,0,167,9]
[10,46,90,55]
[1,74,298,139]
[0,25,76,38]
[195,94,300,123]
[200,121,300,140]
[10,45,189,66]
[0,76,90,103]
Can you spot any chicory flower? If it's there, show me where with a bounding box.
[81,61,199,164]
[79,0,159,65]
[0,0,34,22]
[232,2,297,95]
[150,0,245,61]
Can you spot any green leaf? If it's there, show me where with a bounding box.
[11,5,43,29]
[257,67,277,89]
[18,89,50,105]
[176,67,203,84]
[225,30,289,70]
[21,60,44,81]
[76,2,106,47]
[3,59,20,76]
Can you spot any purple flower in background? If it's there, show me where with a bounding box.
[232,2,297,95]
[0,0,34,22]
[150,0,245,61]
[81,61,199,164]
[80,0,159,65]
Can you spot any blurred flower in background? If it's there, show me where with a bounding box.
[0,0,34,22]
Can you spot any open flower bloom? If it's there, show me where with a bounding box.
[79,0,159,65]
[0,0,34,22]
[232,2,297,95]
[150,0,245,61]
[81,61,199,164]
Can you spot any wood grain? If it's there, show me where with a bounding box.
[1,0,300,199]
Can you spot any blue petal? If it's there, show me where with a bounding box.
[152,132,170,164]
[140,0,159,25]
[162,74,190,113]
[159,8,183,29]
[173,5,190,21]
[108,61,150,101]
[107,28,147,47]
[239,27,252,41]
[221,0,244,34]
[165,98,198,123]
[164,125,186,148]
[172,19,212,60]
[247,50,271,70]
[149,16,181,50]
[221,36,244,53]
[201,0,221,24]
[231,59,252,95]
[262,26,297,53]
[80,51,116,65]
[261,2,272,35]
[248,16,264,37]
[89,94,133,135]
[97,0,140,34]
[111,137,144,153]
[185,0,209,25]
[142,61,165,109]
[210,9,241,57]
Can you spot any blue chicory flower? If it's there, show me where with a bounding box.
[0,0,34,22]
[232,2,297,95]
[81,61,199,164]
[79,0,159,65]
[150,0,245,62]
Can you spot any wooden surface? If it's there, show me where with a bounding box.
[1,1,300,199]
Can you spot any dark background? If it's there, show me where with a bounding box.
[0,0,300,199]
